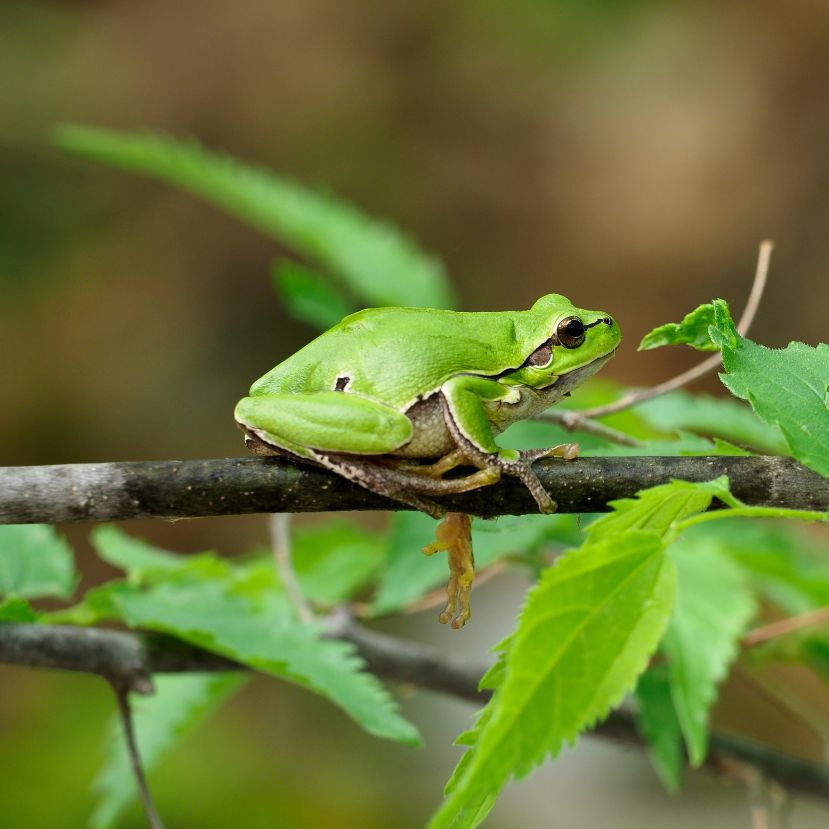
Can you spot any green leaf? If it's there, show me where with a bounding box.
[91,526,226,585]
[639,303,719,352]
[0,597,39,622]
[709,299,829,477]
[371,512,577,615]
[637,390,787,455]
[90,673,246,829]
[428,532,676,828]
[661,535,756,766]
[291,521,385,605]
[635,665,683,793]
[0,524,76,599]
[585,477,728,541]
[56,125,455,309]
[108,575,420,745]
[271,259,353,330]
[714,520,829,614]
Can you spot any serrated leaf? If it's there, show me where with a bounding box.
[271,259,353,330]
[90,673,246,829]
[637,390,787,455]
[109,576,420,745]
[635,665,683,792]
[428,532,676,829]
[371,511,575,615]
[709,299,829,477]
[639,303,719,352]
[586,477,728,541]
[662,535,756,765]
[0,524,76,599]
[56,125,455,309]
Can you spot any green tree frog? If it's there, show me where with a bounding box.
[235,294,620,628]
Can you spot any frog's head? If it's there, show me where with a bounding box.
[506,293,621,389]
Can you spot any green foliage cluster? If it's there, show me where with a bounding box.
[1,127,827,827]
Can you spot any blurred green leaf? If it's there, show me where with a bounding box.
[271,259,353,330]
[91,526,228,586]
[56,125,455,309]
[637,390,787,455]
[639,303,719,352]
[0,524,75,599]
[0,596,39,622]
[662,536,756,766]
[709,300,829,477]
[429,531,676,829]
[635,664,683,793]
[90,673,247,829]
[292,521,385,605]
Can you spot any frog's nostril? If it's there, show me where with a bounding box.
[603,317,612,326]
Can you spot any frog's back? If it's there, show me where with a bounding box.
[250,305,544,409]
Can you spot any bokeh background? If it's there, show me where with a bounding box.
[1,1,828,826]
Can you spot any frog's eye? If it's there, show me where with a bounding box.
[556,316,586,349]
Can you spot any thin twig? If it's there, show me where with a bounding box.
[535,409,644,446]
[561,240,774,425]
[744,607,829,648]
[268,513,313,624]
[112,684,165,829]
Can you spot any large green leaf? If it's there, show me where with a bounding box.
[108,574,420,746]
[90,673,246,829]
[56,125,455,310]
[635,664,683,792]
[0,524,76,599]
[427,531,676,828]
[661,534,756,766]
[709,300,829,477]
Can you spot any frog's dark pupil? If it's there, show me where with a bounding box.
[566,319,584,338]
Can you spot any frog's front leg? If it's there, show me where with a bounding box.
[440,375,577,514]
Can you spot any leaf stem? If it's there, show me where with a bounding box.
[676,505,827,532]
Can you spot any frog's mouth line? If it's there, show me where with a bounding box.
[542,348,617,392]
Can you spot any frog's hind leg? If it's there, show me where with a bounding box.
[423,512,474,629]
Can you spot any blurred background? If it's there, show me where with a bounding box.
[1,0,828,826]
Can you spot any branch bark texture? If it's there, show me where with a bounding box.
[2,620,829,803]
[1,455,826,525]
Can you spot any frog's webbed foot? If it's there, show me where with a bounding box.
[423,512,474,629]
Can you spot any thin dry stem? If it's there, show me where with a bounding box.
[269,513,313,624]
[113,685,165,829]
[743,606,829,648]
[562,240,774,425]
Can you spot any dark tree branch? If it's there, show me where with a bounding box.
[2,620,829,803]
[1,455,826,525]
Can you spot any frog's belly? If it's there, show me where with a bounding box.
[392,382,571,459]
